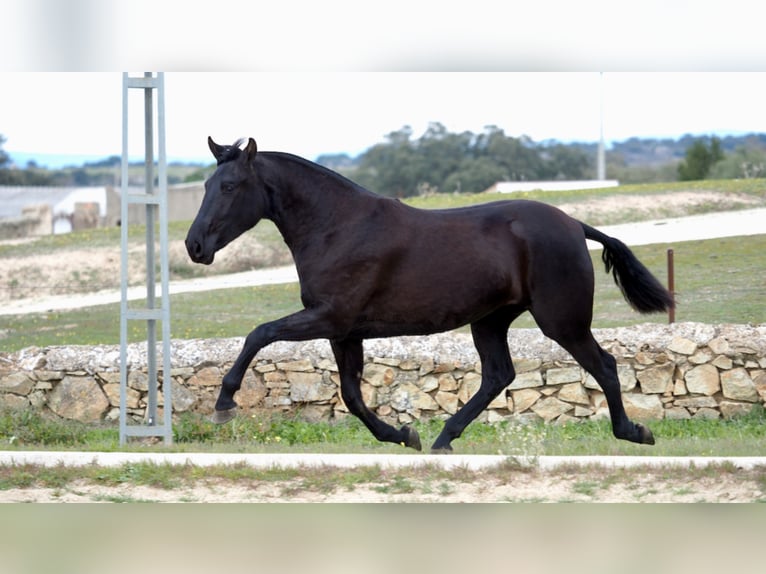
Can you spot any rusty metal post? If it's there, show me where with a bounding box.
[667,248,675,324]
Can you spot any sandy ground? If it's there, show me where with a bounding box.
[1,453,763,502]
[0,467,762,503]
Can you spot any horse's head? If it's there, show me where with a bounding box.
[185,137,265,265]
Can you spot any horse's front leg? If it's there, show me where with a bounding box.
[211,308,337,424]
[331,338,421,451]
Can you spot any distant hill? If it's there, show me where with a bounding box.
[570,133,766,167]
[318,133,766,170]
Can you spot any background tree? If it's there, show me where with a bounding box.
[709,145,766,179]
[0,134,10,168]
[349,124,594,197]
[678,136,724,180]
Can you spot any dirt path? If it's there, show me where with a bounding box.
[0,466,762,502]
[1,452,763,502]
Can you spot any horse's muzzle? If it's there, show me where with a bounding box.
[185,236,215,265]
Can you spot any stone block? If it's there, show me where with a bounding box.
[361,382,377,408]
[35,370,64,382]
[0,393,29,410]
[391,382,437,412]
[634,351,655,366]
[0,372,35,396]
[512,358,542,373]
[288,372,335,402]
[530,396,572,422]
[618,365,638,391]
[316,359,338,372]
[458,372,481,404]
[720,368,758,402]
[363,363,395,387]
[237,371,268,408]
[508,371,543,390]
[574,405,593,417]
[435,390,459,415]
[708,337,730,355]
[160,382,195,412]
[622,393,664,420]
[398,359,419,371]
[546,367,582,386]
[584,365,636,392]
[437,373,459,391]
[669,336,697,355]
[418,375,439,393]
[712,355,733,370]
[674,396,718,409]
[102,382,141,409]
[48,376,109,422]
[418,358,434,376]
[637,363,674,394]
[264,371,287,384]
[754,372,766,401]
[187,366,220,386]
[277,359,314,372]
[685,364,720,396]
[557,382,590,405]
[511,388,541,413]
[688,350,713,364]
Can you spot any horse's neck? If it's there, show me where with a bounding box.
[262,153,372,252]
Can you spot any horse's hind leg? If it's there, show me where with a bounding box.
[431,308,519,453]
[331,338,422,451]
[532,315,655,445]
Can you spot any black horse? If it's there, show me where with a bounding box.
[186,137,674,452]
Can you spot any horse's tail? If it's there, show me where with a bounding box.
[581,222,675,314]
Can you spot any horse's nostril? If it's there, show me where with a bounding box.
[186,237,202,259]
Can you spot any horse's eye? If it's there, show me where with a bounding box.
[222,182,235,194]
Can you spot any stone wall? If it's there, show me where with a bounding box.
[1,322,765,426]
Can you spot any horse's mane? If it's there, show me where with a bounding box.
[216,139,247,165]
[217,140,378,199]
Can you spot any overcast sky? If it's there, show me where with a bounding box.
[3,1,766,166]
[2,72,766,166]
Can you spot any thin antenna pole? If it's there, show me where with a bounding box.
[597,72,606,180]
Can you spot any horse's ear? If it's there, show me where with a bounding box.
[244,138,258,164]
[208,137,226,162]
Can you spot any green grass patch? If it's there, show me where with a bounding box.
[2,406,766,457]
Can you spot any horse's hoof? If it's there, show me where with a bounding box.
[400,425,422,451]
[210,407,238,425]
[638,423,655,445]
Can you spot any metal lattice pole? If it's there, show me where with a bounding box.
[119,72,172,445]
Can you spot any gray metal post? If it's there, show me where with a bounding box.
[144,72,158,426]
[597,72,606,180]
[119,72,173,445]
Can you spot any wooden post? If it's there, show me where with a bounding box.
[667,248,675,324]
